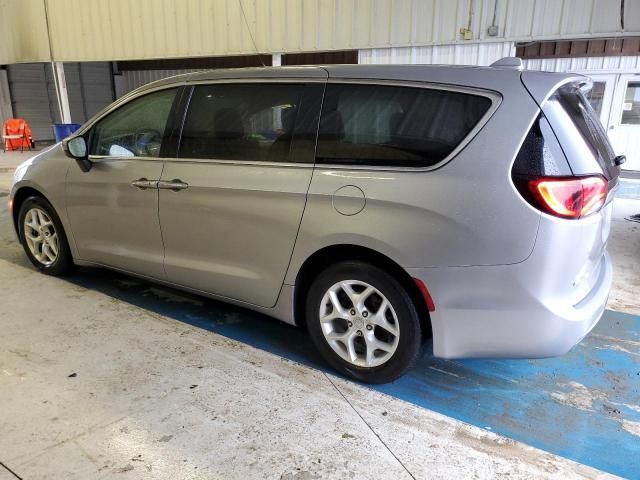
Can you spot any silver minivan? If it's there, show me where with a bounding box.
[10,60,620,383]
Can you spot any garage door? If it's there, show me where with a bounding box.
[7,63,114,142]
[65,63,115,127]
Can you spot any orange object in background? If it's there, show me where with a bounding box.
[2,118,34,151]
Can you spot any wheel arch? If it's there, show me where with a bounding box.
[293,244,432,341]
[11,185,77,261]
[11,186,49,237]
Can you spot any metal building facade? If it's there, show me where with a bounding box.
[5,63,114,141]
[2,0,639,64]
[523,55,640,72]
[0,0,50,64]
[114,70,199,97]
[359,41,516,65]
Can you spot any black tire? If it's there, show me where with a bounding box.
[18,196,74,276]
[306,260,422,384]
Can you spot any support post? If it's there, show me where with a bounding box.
[51,62,71,123]
[0,69,13,128]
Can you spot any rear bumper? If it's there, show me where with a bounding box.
[407,252,612,359]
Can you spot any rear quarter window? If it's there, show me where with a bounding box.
[512,113,573,177]
[316,84,493,168]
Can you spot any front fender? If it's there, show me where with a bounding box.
[9,144,80,260]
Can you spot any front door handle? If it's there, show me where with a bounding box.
[131,178,157,190]
[158,179,189,191]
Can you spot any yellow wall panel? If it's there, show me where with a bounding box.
[1,0,638,64]
[390,0,412,46]
[0,0,50,64]
[300,0,318,52]
[283,0,303,52]
[267,0,288,52]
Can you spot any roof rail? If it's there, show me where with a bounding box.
[490,57,523,70]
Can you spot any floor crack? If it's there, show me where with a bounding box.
[323,373,417,480]
[0,461,23,480]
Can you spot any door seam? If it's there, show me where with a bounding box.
[272,79,328,309]
[157,161,168,278]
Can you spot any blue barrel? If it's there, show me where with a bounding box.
[53,123,81,142]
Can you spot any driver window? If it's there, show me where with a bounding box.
[89,88,177,157]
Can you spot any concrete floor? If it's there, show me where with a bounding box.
[608,195,640,316]
[0,149,638,479]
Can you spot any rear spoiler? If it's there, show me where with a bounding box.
[520,71,586,106]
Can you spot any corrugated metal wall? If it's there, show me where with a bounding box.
[6,64,59,141]
[0,70,12,130]
[359,41,516,65]
[2,0,639,64]
[0,0,50,65]
[113,46,640,98]
[523,55,640,72]
[64,63,115,121]
[6,63,114,141]
[44,0,640,62]
[114,49,359,96]
[115,43,514,97]
[115,70,201,97]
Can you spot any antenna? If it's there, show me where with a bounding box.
[490,57,523,70]
[238,0,266,67]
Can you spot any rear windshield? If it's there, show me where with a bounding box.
[543,84,618,180]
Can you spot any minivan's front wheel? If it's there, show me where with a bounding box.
[306,261,422,384]
[18,196,73,276]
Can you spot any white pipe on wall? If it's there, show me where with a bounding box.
[51,62,71,124]
[0,69,13,127]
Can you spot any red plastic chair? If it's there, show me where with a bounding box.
[2,118,34,152]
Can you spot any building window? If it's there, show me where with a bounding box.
[621,82,640,125]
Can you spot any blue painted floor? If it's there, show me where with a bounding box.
[619,178,640,199]
[72,270,640,479]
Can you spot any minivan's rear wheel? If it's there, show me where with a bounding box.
[18,196,73,276]
[306,261,422,383]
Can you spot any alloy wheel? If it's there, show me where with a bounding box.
[23,207,59,266]
[319,280,400,368]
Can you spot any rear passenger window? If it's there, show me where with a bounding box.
[179,83,305,162]
[316,84,492,168]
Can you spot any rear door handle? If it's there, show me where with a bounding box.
[157,179,189,191]
[131,178,157,190]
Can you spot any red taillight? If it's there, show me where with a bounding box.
[525,175,607,219]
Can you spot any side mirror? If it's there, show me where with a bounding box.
[63,136,92,172]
